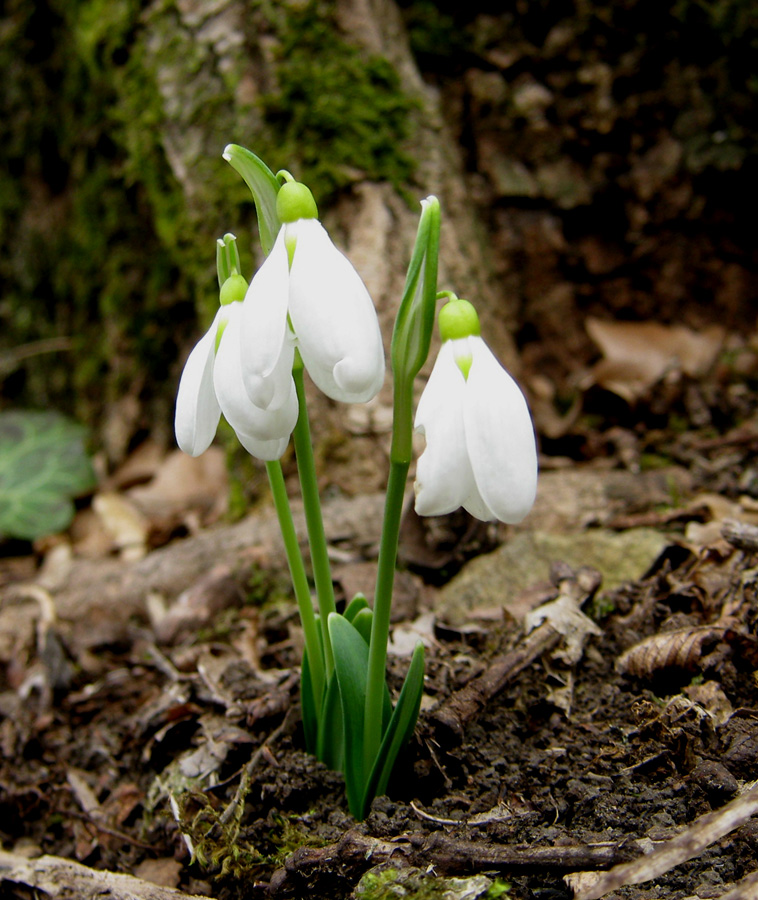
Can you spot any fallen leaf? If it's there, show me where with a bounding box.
[586,318,725,402]
[128,448,228,526]
[93,492,149,561]
[616,626,728,677]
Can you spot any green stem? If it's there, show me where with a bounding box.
[265,460,324,705]
[292,365,336,674]
[363,456,410,774]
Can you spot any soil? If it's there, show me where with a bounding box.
[2,488,758,900]
[3,362,758,900]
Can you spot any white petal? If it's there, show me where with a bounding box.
[288,219,385,402]
[214,304,298,451]
[240,228,291,401]
[464,338,538,524]
[234,430,293,461]
[174,312,222,456]
[413,342,477,516]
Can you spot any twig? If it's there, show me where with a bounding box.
[722,518,758,553]
[569,780,758,900]
[0,848,214,900]
[428,621,561,740]
[269,829,639,894]
[219,708,295,827]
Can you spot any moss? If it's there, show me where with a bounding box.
[356,867,504,900]
[258,0,418,200]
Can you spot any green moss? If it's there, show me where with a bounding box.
[356,867,504,900]
[259,0,418,200]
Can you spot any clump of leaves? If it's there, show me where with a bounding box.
[0,410,96,540]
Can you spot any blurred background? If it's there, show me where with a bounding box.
[2,0,757,497]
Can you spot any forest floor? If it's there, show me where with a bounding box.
[2,323,758,900]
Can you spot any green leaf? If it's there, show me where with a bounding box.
[361,641,425,819]
[351,608,374,645]
[328,613,370,817]
[301,645,319,755]
[344,593,369,623]
[316,670,345,772]
[0,410,96,541]
[223,145,282,256]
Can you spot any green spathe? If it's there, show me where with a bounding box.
[439,297,481,342]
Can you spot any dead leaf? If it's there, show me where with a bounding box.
[616,625,728,677]
[133,858,183,889]
[524,587,603,666]
[93,492,149,561]
[127,448,228,526]
[586,318,725,402]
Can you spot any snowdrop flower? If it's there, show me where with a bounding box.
[414,296,538,524]
[239,174,385,404]
[175,271,298,461]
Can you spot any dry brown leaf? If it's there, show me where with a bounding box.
[586,317,725,402]
[127,448,228,525]
[616,625,728,677]
[93,492,149,561]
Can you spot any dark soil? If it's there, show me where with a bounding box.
[2,497,758,900]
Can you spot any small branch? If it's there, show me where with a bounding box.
[219,708,295,827]
[569,781,758,900]
[269,829,638,895]
[428,620,561,740]
[0,848,213,900]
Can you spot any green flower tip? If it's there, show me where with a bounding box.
[439,297,481,342]
[276,179,318,223]
[219,272,248,306]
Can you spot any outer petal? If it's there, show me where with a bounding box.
[174,312,222,456]
[239,227,291,403]
[464,338,538,524]
[214,304,298,454]
[413,342,478,516]
[288,219,385,403]
[234,430,293,462]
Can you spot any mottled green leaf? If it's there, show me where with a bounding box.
[0,410,96,540]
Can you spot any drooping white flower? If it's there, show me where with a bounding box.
[240,178,385,404]
[175,274,298,461]
[414,298,538,524]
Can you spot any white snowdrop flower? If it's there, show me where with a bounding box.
[239,177,385,405]
[414,296,538,524]
[174,273,298,461]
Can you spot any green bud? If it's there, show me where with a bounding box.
[276,179,318,223]
[219,272,248,306]
[439,298,481,342]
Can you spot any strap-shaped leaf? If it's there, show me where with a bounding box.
[301,646,319,755]
[328,613,369,817]
[222,144,281,256]
[316,671,345,772]
[351,608,374,645]
[361,641,425,819]
[344,593,369,623]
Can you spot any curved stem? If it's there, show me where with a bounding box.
[292,366,336,674]
[265,460,324,705]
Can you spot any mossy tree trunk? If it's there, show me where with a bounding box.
[2,0,756,482]
[1,0,515,485]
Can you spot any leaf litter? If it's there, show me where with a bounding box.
[2,332,758,899]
